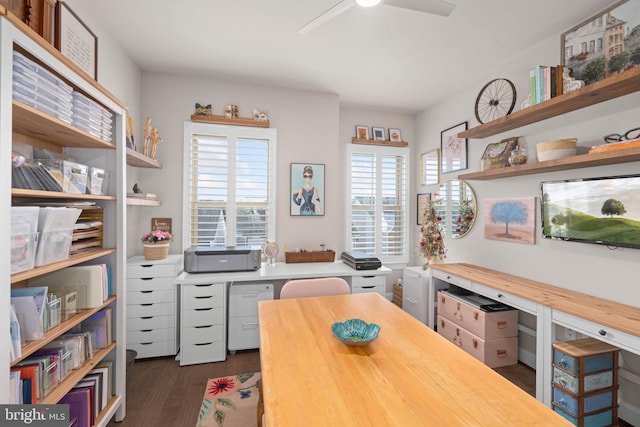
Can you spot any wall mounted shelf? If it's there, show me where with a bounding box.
[352,137,408,147]
[458,145,640,180]
[126,147,162,168]
[459,67,640,140]
[126,197,161,206]
[190,114,270,128]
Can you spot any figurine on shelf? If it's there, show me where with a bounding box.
[563,68,584,93]
[194,103,213,116]
[253,108,268,121]
[150,127,162,159]
[143,117,152,157]
[224,104,239,119]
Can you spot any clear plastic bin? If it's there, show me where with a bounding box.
[38,159,88,194]
[89,167,110,195]
[47,297,62,330]
[35,229,73,266]
[11,232,38,273]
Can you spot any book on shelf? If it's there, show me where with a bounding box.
[589,138,640,154]
[127,192,158,200]
[529,65,565,106]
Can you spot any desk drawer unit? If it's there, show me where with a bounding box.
[438,315,518,368]
[438,291,518,340]
[552,338,619,427]
[180,283,226,365]
[127,255,182,359]
[437,290,518,368]
[228,282,273,352]
[350,275,385,296]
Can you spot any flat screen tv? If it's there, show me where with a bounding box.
[540,174,640,249]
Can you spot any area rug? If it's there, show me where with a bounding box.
[196,372,261,427]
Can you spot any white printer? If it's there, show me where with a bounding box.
[184,246,261,273]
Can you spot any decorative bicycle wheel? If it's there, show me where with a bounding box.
[474,78,516,124]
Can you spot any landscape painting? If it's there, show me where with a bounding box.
[484,198,536,245]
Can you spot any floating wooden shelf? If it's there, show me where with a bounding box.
[11,188,115,201]
[126,197,161,206]
[190,114,270,128]
[458,145,640,180]
[352,138,408,147]
[126,148,162,168]
[459,67,640,139]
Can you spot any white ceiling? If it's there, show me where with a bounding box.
[78,0,611,114]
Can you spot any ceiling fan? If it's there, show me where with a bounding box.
[296,0,456,35]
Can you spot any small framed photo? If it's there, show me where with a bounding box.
[417,193,432,225]
[355,125,369,140]
[440,121,468,174]
[372,127,385,141]
[388,128,402,142]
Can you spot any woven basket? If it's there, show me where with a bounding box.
[143,242,170,260]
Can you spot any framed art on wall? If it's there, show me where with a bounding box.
[440,122,468,174]
[291,163,325,216]
[420,149,439,186]
[388,128,402,142]
[55,1,98,79]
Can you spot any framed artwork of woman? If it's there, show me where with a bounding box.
[291,163,325,216]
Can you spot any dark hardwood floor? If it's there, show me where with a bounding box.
[108,350,261,427]
[111,353,634,427]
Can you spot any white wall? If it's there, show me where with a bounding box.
[415,31,640,307]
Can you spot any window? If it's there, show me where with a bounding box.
[346,144,409,265]
[183,122,276,249]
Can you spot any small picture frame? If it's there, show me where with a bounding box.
[355,125,369,140]
[388,128,402,143]
[417,193,431,225]
[372,127,385,141]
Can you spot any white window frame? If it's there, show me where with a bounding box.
[345,143,410,267]
[182,122,277,251]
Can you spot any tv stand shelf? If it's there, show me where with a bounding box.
[459,67,640,139]
[458,145,640,180]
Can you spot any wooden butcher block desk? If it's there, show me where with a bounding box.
[258,292,571,426]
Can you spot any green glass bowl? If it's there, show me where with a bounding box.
[331,318,380,346]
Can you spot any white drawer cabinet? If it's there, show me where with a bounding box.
[350,275,385,295]
[127,255,182,359]
[228,282,273,352]
[180,283,227,365]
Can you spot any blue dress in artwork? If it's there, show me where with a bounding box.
[293,187,317,215]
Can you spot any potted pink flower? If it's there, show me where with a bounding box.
[141,230,173,260]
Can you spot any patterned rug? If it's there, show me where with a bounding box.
[196,372,261,427]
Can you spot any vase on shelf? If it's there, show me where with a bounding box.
[143,242,170,260]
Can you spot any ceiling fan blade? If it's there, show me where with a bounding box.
[383,0,455,16]
[296,0,356,35]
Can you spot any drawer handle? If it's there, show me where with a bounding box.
[141,303,153,307]
[195,325,213,329]
[195,296,213,299]
[440,319,445,329]
[141,316,153,319]
[141,329,153,332]
[141,290,153,294]
[195,342,213,346]
[473,311,478,321]
[446,275,451,280]
[599,329,607,336]
[473,339,478,349]
[441,295,445,303]
[361,276,375,279]
[497,321,507,329]
[242,322,259,329]
[456,327,460,336]
[141,342,153,345]
[406,297,418,304]
[497,293,504,298]
[243,290,260,297]
[141,264,153,268]
[454,311,462,321]
[195,284,214,287]
[141,277,153,281]
[361,285,375,289]
[454,336,462,346]
[195,308,213,311]
[497,349,506,357]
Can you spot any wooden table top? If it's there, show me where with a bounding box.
[258,293,571,426]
